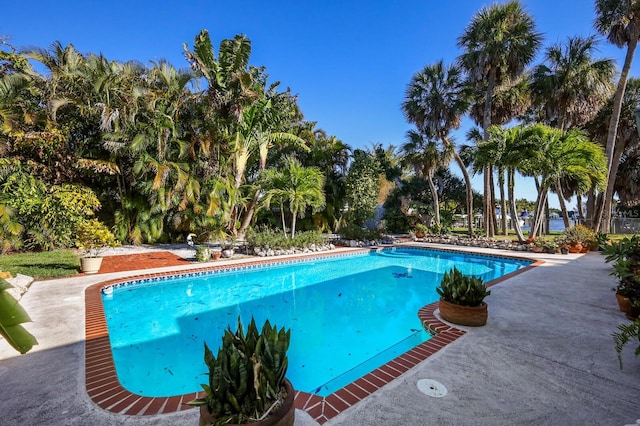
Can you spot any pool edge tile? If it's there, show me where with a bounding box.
[84,245,533,421]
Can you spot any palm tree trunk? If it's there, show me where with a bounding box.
[508,169,525,242]
[544,197,550,234]
[451,149,474,236]
[595,36,638,232]
[531,189,549,237]
[482,68,497,238]
[484,167,493,237]
[280,203,287,236]
[498,170,507,235]
[586,189,596,228]
[427,172,440,225]
[601,139,626,232]
[556,178,571,229]
[491,172,498,235]
[237,189,260,239]
[576,194,584,223]
[291,209,297,239]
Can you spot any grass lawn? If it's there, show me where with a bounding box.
[0,250,80,280]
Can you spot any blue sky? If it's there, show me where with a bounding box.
[3,1,638,208]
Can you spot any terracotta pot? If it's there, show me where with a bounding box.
[532,246,544,253]
[438,298,488,327]
[568,243,582,253]
[212,251,221,260]
[615,293,632,314]
[199,379,295,426]
[80,257,103,274]
[615,294,640,320]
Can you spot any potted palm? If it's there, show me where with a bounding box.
[76,219,119,274]
[603,236,640,319]
[187,317,295,426]
[436,267,491,326]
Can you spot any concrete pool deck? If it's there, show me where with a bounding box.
[0,244,638,425]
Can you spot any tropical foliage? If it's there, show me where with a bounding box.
[260,157,325,238]
[0,278,37,354]
[457,0,542,238]
[0,31,347,249]
[2,0,640,250]
[344,149,381,227]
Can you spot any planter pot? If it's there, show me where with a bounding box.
[195,246,211,262]
[438,298,488,327]
[415,232,425,239]
[615,293,632,314]
[560,247,569,255]
[616,294,640,320]
[626,308,640,320]
[199,379,295,426]
[568,243,582,253]
[531,246,544,253]
[80,257,103,274]
[212,251,221,261]
[221,249,234,258]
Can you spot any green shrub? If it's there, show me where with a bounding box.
[76,219,119,257]
[337,223,383,241]
[246,227,327,250]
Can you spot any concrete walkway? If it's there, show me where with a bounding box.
[0,246,638,425]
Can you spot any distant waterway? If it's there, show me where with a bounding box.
[521,218,571,233]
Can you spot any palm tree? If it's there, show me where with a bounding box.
[183,30,258,128]
[291,125,350,231]
[402,60,474,235]
[586,77,640,212]
[261,157,325,238]
[594,0,640,232]
[458,0,542,237]
[401,129,453,227]
[475,126,511,235]
[530,35,615,227]
[184,30,306,238]
[530,35,615,131]
[520,124,606,236]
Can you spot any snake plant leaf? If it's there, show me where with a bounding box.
[0,280,37,354]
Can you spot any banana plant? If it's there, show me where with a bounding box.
[0,278,37,354]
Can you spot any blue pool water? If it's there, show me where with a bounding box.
[102,247,530,397]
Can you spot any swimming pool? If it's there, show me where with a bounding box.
[101,247,530,398]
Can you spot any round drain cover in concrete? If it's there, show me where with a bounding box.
[417,379,447,397]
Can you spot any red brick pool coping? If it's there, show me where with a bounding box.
[85,247,543,423]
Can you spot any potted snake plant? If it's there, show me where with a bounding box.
[187,317,295,426]
[436,266,491,326]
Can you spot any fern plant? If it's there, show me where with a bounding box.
[188,316,290,425]
[612,318,640,369]
[436,267,490,307]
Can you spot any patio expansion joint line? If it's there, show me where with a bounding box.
[83,245,534,424]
